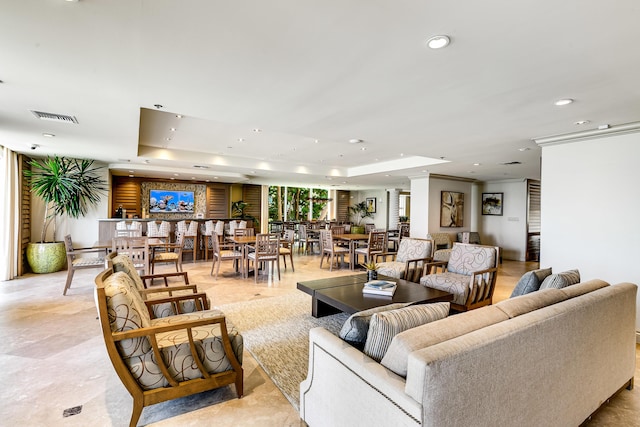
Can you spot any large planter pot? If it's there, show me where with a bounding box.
[351,226,365,234]
[26,242,67,273]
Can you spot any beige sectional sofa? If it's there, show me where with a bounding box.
[300,279,637,427]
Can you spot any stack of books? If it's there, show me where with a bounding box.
[362,280,397,296]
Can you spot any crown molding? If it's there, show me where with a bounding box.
[533,121,640,147]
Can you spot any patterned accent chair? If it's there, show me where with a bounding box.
[427,233,453,262]
[95,268,243,427]
[420,243,499,312]
[375,238,433,282]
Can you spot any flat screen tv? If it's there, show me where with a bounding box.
[149,189,195,213]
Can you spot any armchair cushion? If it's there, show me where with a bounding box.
[446,243,497,275]
[539,269,580,290]
[339,302,412,349]
[377,238,432,280]
[510,267,552,297]
[363,302,450,362]
[420,272,472,306]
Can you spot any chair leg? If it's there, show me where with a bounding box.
[129,397,144,427]
[276,258,281,280]
[63,268,74,295]
[289,253,294,272]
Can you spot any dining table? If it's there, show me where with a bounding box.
[228,235,257,278]
[332,233,370,270]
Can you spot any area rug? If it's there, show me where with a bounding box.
[218,292,349,411]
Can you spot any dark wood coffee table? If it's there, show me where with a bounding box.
[297,274,453,318]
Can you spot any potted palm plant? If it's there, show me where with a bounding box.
[24,156,107,273]
[348,201,374,234]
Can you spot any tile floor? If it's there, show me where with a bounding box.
[1,251,638,426]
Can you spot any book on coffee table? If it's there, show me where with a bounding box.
[363,280,397,296]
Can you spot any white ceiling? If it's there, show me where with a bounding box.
[2,1,640,190]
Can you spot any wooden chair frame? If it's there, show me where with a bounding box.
[95,268,243,427]
[63,234,106,295]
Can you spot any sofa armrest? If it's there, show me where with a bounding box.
[300,327,421,427]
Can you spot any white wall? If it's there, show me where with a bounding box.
[480,180,528,261]
[540,132,640,334]
[350,190,388,229]
[31,166,110,249]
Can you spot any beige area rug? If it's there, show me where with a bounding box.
[218,292,349,411]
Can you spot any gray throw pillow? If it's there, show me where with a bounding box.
[510,267,552,297]
[339,303,411,349]
[539,269,580,290]
[363,302,450,362]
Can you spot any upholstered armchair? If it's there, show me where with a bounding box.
[95,268,243,427]
[427,232,453,262]
[420,243,499,312]
[374,237,433,282]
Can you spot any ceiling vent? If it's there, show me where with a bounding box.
[30,110,79,124]
[500,161,522,166]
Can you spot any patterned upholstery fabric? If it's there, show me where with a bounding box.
[427,233,453,262]
[457,231,481,244]
[363,302,450,362]
[420,243,497,305]
[214,221,225,238]
[377,238,433,279]
[116,221,128,230]
[103,272,242,391]
[339,303,412,349]
[510,267,553,297]
[147,221,171,238]
[539,269,580,290]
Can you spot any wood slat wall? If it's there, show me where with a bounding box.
[207,184,230,217]
[19,155,31,275]
[112,177,142,218]
[336,190,351,222]
[242,184,262,224]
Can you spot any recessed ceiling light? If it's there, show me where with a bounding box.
[519,147,531,152]
[237,138,244,142]
[473,163,481,166]
[314,139,319,143]
[128,174,134,177]
[42,133,55,138]
[170,177,175,180]
[144,159,150,164]
[165,137,171,141]
[170,127,176,131]
[173,173,179,176]
[574,120,590,125]
[554,98,574,106]
[426,35,450,49]
[253,128,262,132]
[361,147,366,151]
[348,139,363,144]
[175,114,183,119]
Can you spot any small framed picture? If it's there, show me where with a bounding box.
[482,193,504,216]
[366,197,377,213]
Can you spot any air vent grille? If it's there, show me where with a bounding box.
[500,161,522,165]
[30,110,79,124]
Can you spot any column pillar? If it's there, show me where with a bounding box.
[386,188,401,229]
[409,174,430,238]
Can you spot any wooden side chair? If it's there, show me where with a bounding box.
[279,229,295,271]
[353,230,387,266]
[319,230,349,271]
[210,234,244,279]
[150,233,184,274]
[246,233,280,282]
[111,236,149,276]
[63,234,106,295]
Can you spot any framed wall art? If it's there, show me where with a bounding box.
[366,197,377,213]
[440,191,464,227]
[482,192,504,216]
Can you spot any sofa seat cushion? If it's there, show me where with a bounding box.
[510,267,552,297]
[381,305,508,377]
[376,262,405,279]
[420,272,470,305]
[339,302,412,348]
[539,269,580,290]
[363,302,450,362]
[122,310,243,390]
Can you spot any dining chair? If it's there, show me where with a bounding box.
[389,223,410,251]
[234,227,255,237]
[201,220,215,261]
[177,220,198,262]
[353,231,387,267]
[319,230,349,271]
[111,236,150,276]
[210,233,244,279]
[364,223,376,234]
[298,224,320,255]
[63,234,106,295]
[279,229,295,271]
[246,233,280,282]
[150,233,184,273]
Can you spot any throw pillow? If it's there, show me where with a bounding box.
[363,302,450,362]
[510,267,552,297]
[539,269,580,290]
[339,302,411,349]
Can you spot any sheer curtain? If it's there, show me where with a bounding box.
[0,146,20,280]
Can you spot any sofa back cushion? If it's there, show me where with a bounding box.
[396,238,432,263]
[103,271,152,358]
[510,267,552,297]
[363,302,450,362]
[447,243,497,275]
[381,305,508,376]
[559,279,608,298]
[539,269,580,290]
[497,288,568,318]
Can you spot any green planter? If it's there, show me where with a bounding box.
[26,242,66,273]
[351,226,365,234]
